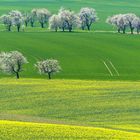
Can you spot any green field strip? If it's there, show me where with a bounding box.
[108,60,120,76]
[102,60,113,76]
[106,60,120,76]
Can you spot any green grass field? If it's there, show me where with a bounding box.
[0,32,140,80]
[0,0,140,139]
[0,0,140,81]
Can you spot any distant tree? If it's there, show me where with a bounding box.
[0,14,13,31]
[132,17,140,34]
[49,14,60,32]
[124,13,137,34]
[79,7,98,31]
[35,59,61,79]
[116,14,129,34]
[58,8,80,32]
[106,15,120,33]
[36,8,51,28]
[106,14,129,34]
[30,9,37,27]
[106,13,139,34]
[23,12,30,27]
[9,10,24,32]
[0,51,28,79]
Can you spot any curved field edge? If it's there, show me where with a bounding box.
[0,120,140,140]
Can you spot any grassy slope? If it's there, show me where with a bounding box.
[0,0,140,80]
[0,1,140,139]
[0,32,140,80]
[0,120,140,140]
[0,79,140,134]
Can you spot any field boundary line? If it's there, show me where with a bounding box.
[102,60,113,76]
[109,60,119,76]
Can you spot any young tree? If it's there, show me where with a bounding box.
[9,10,24,32]
[0,51,28,79]
[36,8,51,28]
[58,8,80,32]
[23,12,30,27]
[79,7,98,31]
[49,14,60,32]
[35,59,61,79]
[0,14,13,31]
[30,9,37,27]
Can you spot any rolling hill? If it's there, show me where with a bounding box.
[0,79,140,137]
[0,32,140,80]
[0,0,140,139]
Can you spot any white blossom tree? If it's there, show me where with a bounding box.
[106,14,129,33]
[0,14,13,31]
[0,10,24,32]
[106,13,140,34]
[23,12,30,27]
[0,51,28,79]
[106,14,121,33]
[9,10,24,32]
[79,7,98,31]
[124,13,137,34]
[58,8,80,32]
[116,14,129,34]
[35,59,61,79]
[58,8,67,31]
[132,17,140,34]
[36,8,51,28]
[30,9,37,27]
[49,14,61,32]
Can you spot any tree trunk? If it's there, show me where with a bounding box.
[87,25,90,31]
[16,72,19,79]
[48,73,51,79]
[62,27,65,32]
[41,23,44,28]
[123,27,126,34]
[25,21,28,27]
[55,27,58,32]
[137,28,139,34]
[8,25,11,31]
[69,27,72,32]
[31,22,34,27]
[82,26,85,30]
[118,28,120,33]
[17,26,20,32]
[130,28,134,34]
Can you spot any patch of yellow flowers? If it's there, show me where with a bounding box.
[0,120,140,140]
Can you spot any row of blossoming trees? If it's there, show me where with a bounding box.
[0,51,61,79]
[0,7,140,33]
[0,7,97,32]
[106,14,140,34]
